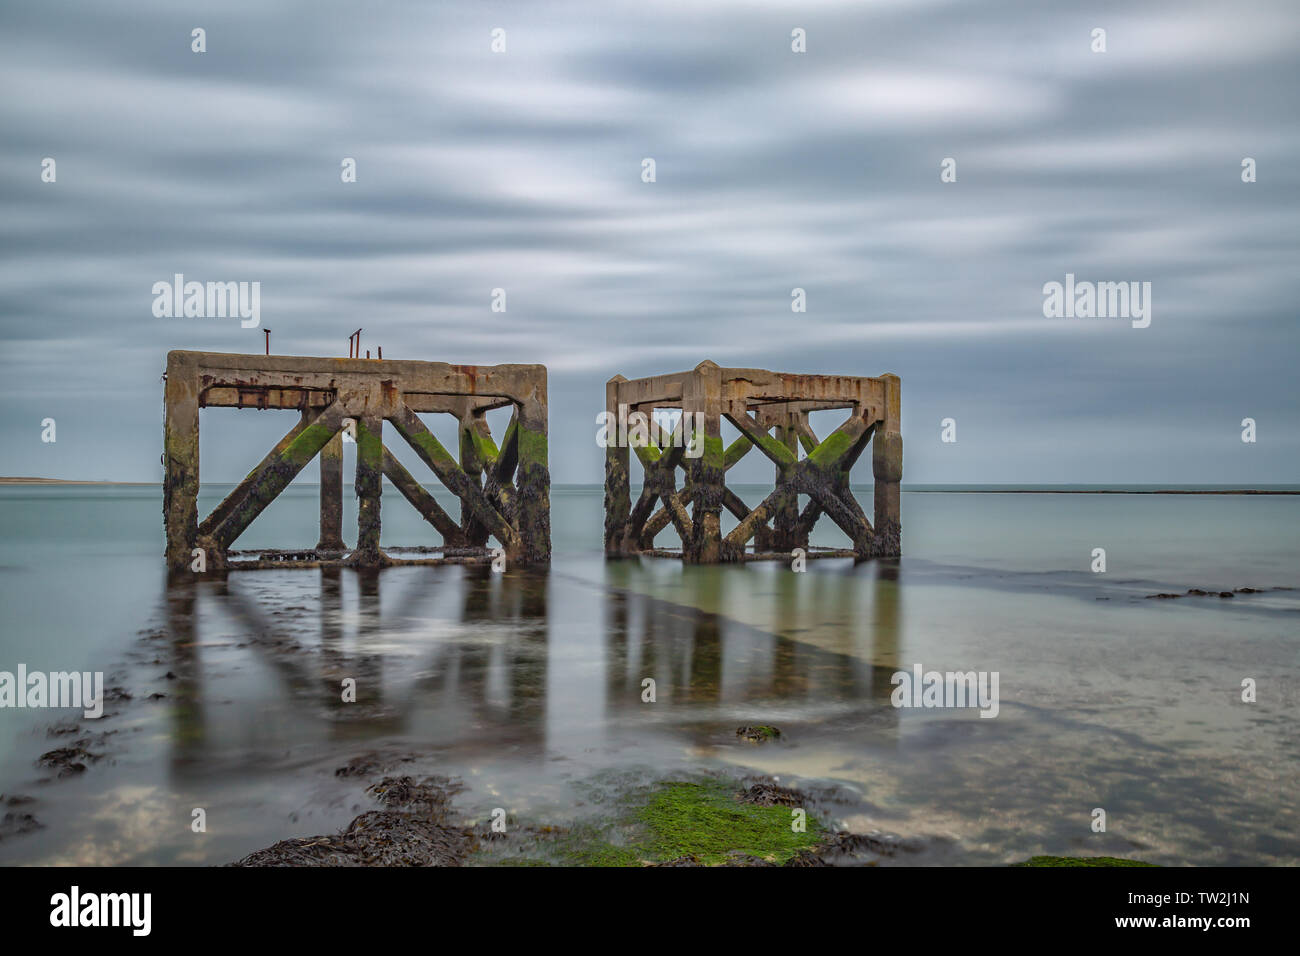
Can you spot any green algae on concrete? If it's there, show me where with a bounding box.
[1013,855,1157,867]
[515,422,551,564]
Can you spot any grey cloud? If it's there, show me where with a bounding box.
[0,0,1296,486]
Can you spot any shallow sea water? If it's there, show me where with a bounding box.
[0,483,1296,865]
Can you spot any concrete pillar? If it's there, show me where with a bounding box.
[317,428,345,552]
[515,392,551,566]
[684,361,724,563]
[770,412,802,553]
[352,413,384,564]
[872,374,902,557]
[163,352,200,572]
[603,376,630,556]
[458,411,490,547]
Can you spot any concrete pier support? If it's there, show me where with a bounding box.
[317,431,345,552]
[162,351,549,572]
[603,376,631,557]
[457,407,492,548]
[683,361,724,564]
[350,413,384,566]
[871,374,903,557]
[515,390,551,566]
[767,412,803,554]
[603,362,901,563]
[163,352,200,571]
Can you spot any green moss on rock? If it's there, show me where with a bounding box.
[633,781,818,864]
[736,725,782,742]
[476,777,823,867]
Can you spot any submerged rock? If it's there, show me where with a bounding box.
[366,775,462,813]
[36,745,100,777]
[736,725,782,742]
[231,776,474,867]
[231,811,475,867]
[738,782,805,807]
[0,811,44,841]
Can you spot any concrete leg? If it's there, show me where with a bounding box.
[515,398,550,566]
[685,361,724,563]
[872,374,902,557]
[351,412,385,565]
[770,413,802,553]
[603,377,631,556]
[317,429,345,552]
[457,411,484,545]
[163,352,200,572]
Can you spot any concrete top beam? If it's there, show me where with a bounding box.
[168,350,545,406]
[607,362,895,421]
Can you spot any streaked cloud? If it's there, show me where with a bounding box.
[0,0,1296,486]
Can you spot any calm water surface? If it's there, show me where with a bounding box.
[1,483,1297,865]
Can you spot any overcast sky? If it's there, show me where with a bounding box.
[2,0,1297,485]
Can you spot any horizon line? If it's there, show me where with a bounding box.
[3,477,1299,496]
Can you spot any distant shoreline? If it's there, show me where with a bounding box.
[902,488,1300,495]
[2,477,1298,495]
[0,477,154,486]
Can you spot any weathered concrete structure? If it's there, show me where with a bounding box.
[604,361,900,563]
[163,351,549,571]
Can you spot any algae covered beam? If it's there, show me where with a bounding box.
[387,402,521,557]
[205,404,349,554]
[198,413,313,539]
[382,447,465,546]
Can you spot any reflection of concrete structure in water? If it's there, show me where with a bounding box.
[162,351,550,571]
[604,361,902,563]
[602,561,902,740]
[161,568,548,771]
